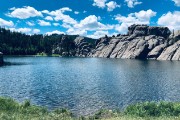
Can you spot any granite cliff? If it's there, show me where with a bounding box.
[53,25,180,60]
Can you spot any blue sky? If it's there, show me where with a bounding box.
[0,0,179,38]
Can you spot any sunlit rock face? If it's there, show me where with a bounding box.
[90,25,180,60]
[53,25,180,60]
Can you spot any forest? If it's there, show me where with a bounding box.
[0,27,78,55]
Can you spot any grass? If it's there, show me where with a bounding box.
[0,97,180,120]
[0,97,72,120]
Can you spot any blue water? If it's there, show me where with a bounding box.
[0,57,180,115]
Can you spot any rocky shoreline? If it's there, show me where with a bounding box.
[53,25,180,60]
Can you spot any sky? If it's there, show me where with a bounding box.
[0,0,179,38]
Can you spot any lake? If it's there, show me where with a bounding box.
[0,57,180,116]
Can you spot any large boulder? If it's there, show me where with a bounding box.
[127,24,171,38]
[147,44,166,59]
[128,24,147,35]
[147,27,171,38]
[157,41,180,60]
[132,25,149,36]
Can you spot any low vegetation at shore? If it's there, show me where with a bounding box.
[0,97,180,120]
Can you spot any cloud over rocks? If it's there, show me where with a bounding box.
[87,30,118,39]
[87,30,109,39]
[0,18,14,27]
[46,30,65,35]
[125,0,142,8]
[157,11,180,30]
[7,6,43,19]
[115,9,156,33]
[66,28,87,36]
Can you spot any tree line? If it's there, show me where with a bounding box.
[0,27,78,55]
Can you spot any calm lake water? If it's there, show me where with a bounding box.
[0,57,180,115]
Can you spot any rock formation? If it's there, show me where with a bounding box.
[52,36,95,57]
[53,25,180,60]
[90,25,179,60]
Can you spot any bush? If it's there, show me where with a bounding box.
[0,97,19,112]
[0,97,180,119]
[125,101,180,117]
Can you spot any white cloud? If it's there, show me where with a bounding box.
[93,0,120,11]
[61,23,72,28]
[53,23,60,26]
[134,9,157,21]
[87,31,118,39]
[115,23,129,34]
[172,0,180,6]
[106,1,120,11]
[63,15,114,37]
[33,29,40,34]
[157,11,180,30]
[45,16,53,21]
[42,10,49,14]
[93,0,107,8]
[38,20,51,26]
[74,11,79,14]
[0,18,14,27]
[125,0,142,8]
[7,6,43,19]
[87,31,109,39]
[46,30,65,35]
[26,21,35,26]
[10,28,31,33]
[43,7,77,25]
[83,11,87,13]
[74,15,114,31]
[66,28,87,36]
[115,9,156,33]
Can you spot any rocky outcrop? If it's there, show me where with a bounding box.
[0,52,3,65]
[90,25,180,60]
[52,36,95,57]
[52,36,76,56]
[53,25,180,60]
[74,36,95,57]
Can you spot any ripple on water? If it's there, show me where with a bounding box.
[0,57,180,116]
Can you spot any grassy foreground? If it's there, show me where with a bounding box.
[0,97,180,120]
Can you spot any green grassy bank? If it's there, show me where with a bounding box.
[0,97,180,120]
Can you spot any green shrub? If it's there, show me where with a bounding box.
[0,97,19,112]
[125,101,180,117]
[0,97,180,120]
